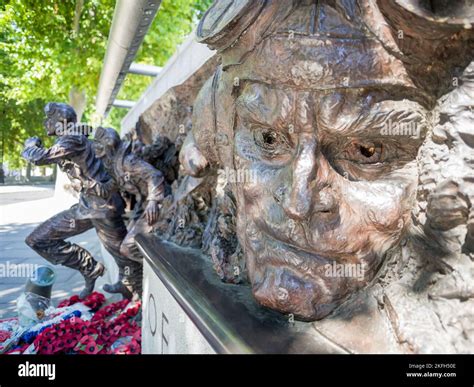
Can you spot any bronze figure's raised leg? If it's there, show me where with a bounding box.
[25,206,105,299]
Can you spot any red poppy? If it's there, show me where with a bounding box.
[40,343,55,355]
[75,338,103,355]
[127,341,140,355]
[44,336,54,345]
[71,317,85,325]
[64,336,78,349]
[84,342,103,354]
[51,339,66,354]
[133,330,141,342]
[121,326,134,337]
[58,294,81,307]
[82,292,106,310]
[76,334,93,347]
[42,328,53,337]
[106,334,119,344]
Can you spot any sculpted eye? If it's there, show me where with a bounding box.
[359,144,376,158]
[262,131,278,147]
[343,141,383,164]
[253,128,292,156]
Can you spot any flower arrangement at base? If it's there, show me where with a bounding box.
[0,292,141,355]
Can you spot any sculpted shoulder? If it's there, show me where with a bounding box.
[54,134,89,150]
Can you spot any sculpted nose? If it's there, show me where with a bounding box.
[277,133,316,220]
[275,133,336,221]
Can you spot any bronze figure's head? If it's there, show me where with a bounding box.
[181,0,474,321]
[44,102,78,136]
[94,127,121,157]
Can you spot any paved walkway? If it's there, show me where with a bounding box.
[0,184,56,205]
[0,185,118,319]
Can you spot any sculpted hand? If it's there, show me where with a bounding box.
[24,137,42,148]
[145,200,159,225]
[94,179,115,198]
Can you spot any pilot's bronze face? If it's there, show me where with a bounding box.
[232,82,428,320]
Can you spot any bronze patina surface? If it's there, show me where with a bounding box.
[174,0,474,352]
[93,127,166,299]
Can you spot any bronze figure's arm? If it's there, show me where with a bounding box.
[21,135,82,166]
[124,154,165,224]
[82,177,117,199]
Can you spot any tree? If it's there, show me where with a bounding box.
[0,0,212,169]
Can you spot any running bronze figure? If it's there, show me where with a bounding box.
[22,103,128,299]
[93,126,165,299]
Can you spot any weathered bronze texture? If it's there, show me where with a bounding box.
[176,0,474,352]
[93,127,165,298]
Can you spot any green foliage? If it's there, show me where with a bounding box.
[0,0,114,168]
[106,0,212,129]
[0,0,212,168]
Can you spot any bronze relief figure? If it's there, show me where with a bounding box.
[94,127,165,300]
[178,0,474,350]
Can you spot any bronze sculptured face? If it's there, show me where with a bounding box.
[182,0,474,321]
[93,127,121,160]
[232,84,428,320]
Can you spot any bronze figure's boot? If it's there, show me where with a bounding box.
[123,261,143,301]
[103,280,133,300]
[79,262,105,299]
[103,261,139,300]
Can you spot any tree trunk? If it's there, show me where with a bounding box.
[72,0,84,38]
[69,87,87,122]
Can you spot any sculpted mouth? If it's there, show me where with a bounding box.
[251,230,365,285]
[254,218,358,263]
[249,232,376,320]
[251,205,358,252]
[246,217,381,287]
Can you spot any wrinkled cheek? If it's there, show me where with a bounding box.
[232,157,284,280]
[234,156,278,214]
[342,179,415,257]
